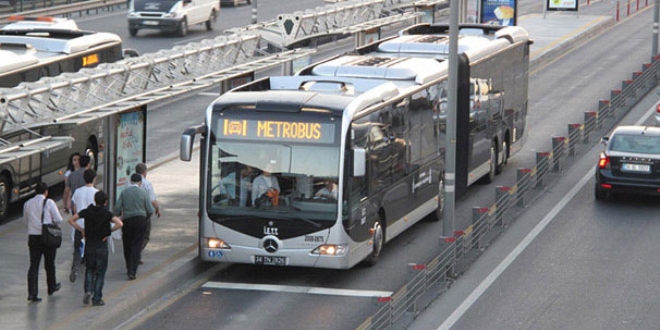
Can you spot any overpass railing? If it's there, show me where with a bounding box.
[0,34,312,133]
[0,0,447,136]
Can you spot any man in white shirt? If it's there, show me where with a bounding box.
[71,169,99,286]
[23,182,63,302]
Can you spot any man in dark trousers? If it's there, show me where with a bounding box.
[69,191,123,306]
[66,154,91,283]
[23,182,63,302]
[135,163,160,264]
[114,173,154,280]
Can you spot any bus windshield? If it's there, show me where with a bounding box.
[207,137,341,222]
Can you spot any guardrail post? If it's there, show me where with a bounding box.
[567,124,580,156]
[536,152,550,188]
[583,111,597,144]
[599,99,612,119]
[370,296,392,329]
[472,207,490,249]
[551,136,565,173]
[516,168,532,207]
[439,236,456,279]
[406,263,426,314]
[495,186,510,227]
[616,0,620,21]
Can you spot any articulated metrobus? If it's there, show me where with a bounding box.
[180,24,531,269]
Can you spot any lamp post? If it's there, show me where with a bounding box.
[443,0,460,238]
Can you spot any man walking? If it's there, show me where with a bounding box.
[66,155,91,283]
[71,169,99,291]
[69,191,123,306]
[114,173,154,280]
[135,163,160,263]
[23,182,63,302]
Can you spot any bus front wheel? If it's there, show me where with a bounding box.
[482,141,497,184]
[364,219,384,266]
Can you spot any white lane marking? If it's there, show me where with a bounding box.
[202,281,392,298]
[436,101,655,330]
[198,92,220,97]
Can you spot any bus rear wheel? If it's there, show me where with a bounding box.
[431,177,444,221]
[483,141,497,183]
[0,175,10,222]
[364,219,384,266]
[496,140,508,174]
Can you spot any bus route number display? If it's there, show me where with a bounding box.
[219,119,335,144]
[82,53,100,67]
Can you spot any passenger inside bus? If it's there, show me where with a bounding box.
[218,165,254,206]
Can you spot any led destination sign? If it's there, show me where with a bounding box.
[219,119,336,144]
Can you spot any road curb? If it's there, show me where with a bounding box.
[529,15,615,73]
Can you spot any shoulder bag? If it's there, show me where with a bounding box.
[40,198,62,248]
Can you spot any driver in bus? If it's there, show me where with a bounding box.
[315,179,338,200]
[252,164,280,207]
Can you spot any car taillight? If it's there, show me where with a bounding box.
[598,153,610,169]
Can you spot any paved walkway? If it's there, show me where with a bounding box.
[0,11,613,330]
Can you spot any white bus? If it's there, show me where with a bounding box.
[180,24,531,269]
[0,16,125,88]
[0,17,132,220]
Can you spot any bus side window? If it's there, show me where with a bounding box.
[349,122,368,203]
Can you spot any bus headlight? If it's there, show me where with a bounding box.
[207,238,231,249]
[312,244,348,256]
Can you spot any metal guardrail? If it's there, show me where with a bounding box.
[0,0,447,137]
[355,55,660,330]
[226,0,447,48]
[0,0,126,24]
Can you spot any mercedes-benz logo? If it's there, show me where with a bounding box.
[263,239,279,253]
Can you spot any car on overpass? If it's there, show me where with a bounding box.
[221,0,250,6]
[595,125,660,200]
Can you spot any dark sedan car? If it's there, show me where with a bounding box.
[595,125,660,200]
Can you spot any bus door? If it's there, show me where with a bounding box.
[468,79,490,171]
[346,123,378,245]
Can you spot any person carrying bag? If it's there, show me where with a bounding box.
[23,182,63,302]
[41,198,62,248]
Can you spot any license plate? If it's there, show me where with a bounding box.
[254,255,287,266]
[622,163,650,173]
[143,21,159,26]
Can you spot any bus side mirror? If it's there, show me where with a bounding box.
[353,148,366,177]
[181,124,206,162]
